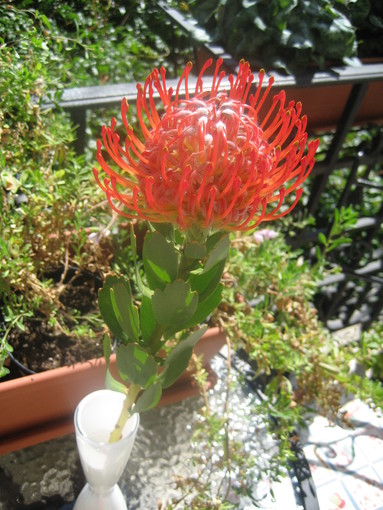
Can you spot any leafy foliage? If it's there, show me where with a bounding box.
[338,0,383,58]
[99,227,227,417]
[0,7,107,375]
[0,1,190,87]
[155,226,382,507]
[183,0,383,73]
[0,0,195,377]
[351,321,383,383]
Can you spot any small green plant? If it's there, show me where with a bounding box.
[315,205,359,270]
[0,4,114,375]
[349,322,383,386]
[217,231,341,411]
[165,226,382,507]
[0,1,192,88]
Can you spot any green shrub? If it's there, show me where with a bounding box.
[183,0,383,73]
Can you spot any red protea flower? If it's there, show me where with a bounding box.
[94,59,319,232]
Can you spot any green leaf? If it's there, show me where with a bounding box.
[98,274,130,342]
[152,280,198,334]
[134,382,162,412]
[334,208,340,226]
[319,362,340,374]
[130,227,152,299]
[116,344,158,388]
[105,367,128,394]
[186,283,223,328]
[206,231,224,252]
[204,234,229,273]
[40,14,52,31]
[110,282,140,342]
[140,294,157,345]
[103,332,112,360]
[160,327,207,388]
[143,231,179,290]
[327,237,352,251]
[318,232,327,245]
[189,259,225,302]
[103,334,127,394]
[153,222,174,240]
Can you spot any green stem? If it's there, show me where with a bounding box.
[108,383,141,443]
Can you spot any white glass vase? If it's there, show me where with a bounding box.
[73,389,139,510]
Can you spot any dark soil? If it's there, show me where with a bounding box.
[9,320,103,373]
[5,268,104,377]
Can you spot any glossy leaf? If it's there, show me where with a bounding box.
[189,259,225,302]
[186,283,223,328]
[160,326,207,388]
[130,227,152,299]
[318,232,327,245]
[206,231,224,252]
[184,241,207,259]
[105,366,128,394]
[103,331,112,360]
[116,343,158,388]
[98,274,130,342]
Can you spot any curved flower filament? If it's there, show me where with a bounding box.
[94,59,319,232]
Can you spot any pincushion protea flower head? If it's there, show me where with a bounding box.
[94,59,319,232]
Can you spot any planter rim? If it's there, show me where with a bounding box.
[0,326,223,391]
[1,355,106,391]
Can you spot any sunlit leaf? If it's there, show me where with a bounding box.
[160,327,207,388]
[116,343,158,388]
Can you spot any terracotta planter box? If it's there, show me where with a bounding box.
[195,46,383,132]
[0,327,225,455]
[260,70,383,132]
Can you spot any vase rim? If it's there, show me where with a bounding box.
[74,389,140,447]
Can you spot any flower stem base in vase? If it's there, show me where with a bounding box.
[73,389,139,510]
